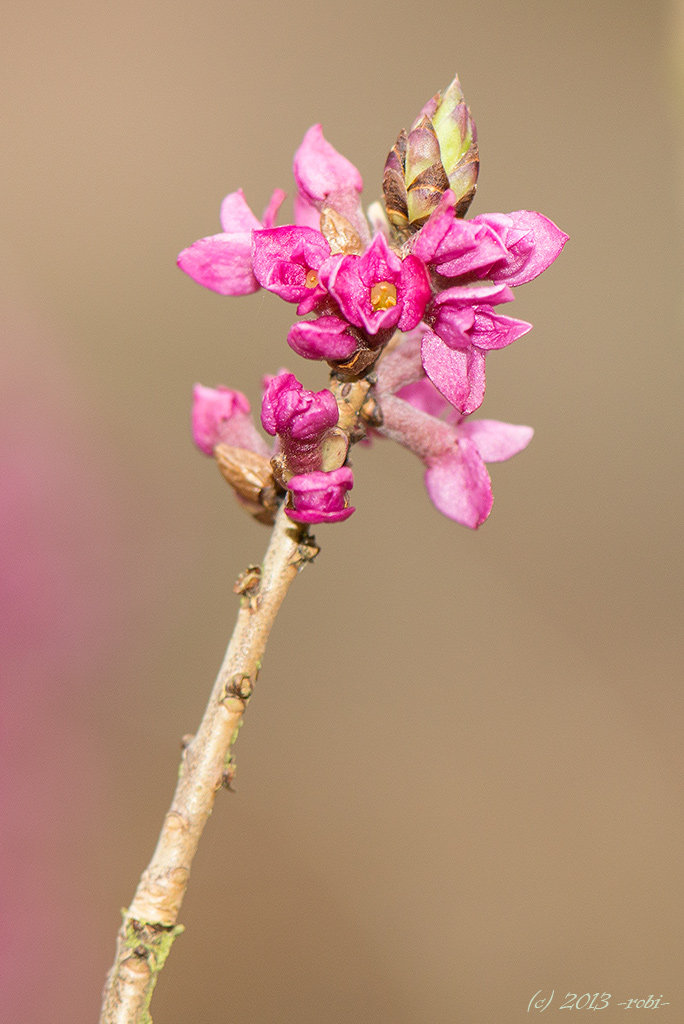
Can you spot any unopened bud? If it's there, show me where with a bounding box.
[383,74,479,233]
[420,74,479,217]
[285,467,355,524]
[404,117,450,227]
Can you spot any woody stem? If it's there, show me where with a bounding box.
[99,504,311,1024]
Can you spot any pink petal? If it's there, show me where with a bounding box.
[219,189,262,233]
[469,309,532,350]
[434,282,515,308]
[252,226,330,306]
[409,208,454,264]
[457,419,533,462]
[177,233,258,295]
[434,225,508,279]
[319,254,371,331]
[421,331,487,414]
[285,505,355,523]
[397,255,432,331]
[286,467,355,524]
[412,211,507,278]
[293,124,363,204]
[358,233,401,286]
[430,303,475,348]
[294,191,323,229]
[472,210,568,287]
[396,378,449,418]
[287,316,358,361]
[191,384,268,456]
[424,439,493,528]
[261,188,287,228]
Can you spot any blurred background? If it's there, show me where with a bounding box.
[2,1,682,1021]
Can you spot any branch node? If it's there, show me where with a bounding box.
[233,565,262,610]
[294,536,320,568]
[221,673,254,704]
[221,761,237,791]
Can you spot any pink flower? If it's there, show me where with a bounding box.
[405,194,566,414]
[251,225,330,314]
[377,379,533,528]
[469,210,569,287]
[410,196,509,278]
[318,233,431,337]
[181,79,567,530]
[191,384,269,456]
[178,125,566,420]
[424,415,533,528]
[261,372,339,475]
[411,194,567,288]
[293,124,370,248]
[178,188,285,295]
[421,282,532,414]
[286,467,355,524]
[261,372,339,439]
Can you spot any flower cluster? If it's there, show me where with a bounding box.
[181,75,566,528]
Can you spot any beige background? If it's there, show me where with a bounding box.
[2,1,682,1021]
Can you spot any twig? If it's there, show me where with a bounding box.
[99,504,315,1023]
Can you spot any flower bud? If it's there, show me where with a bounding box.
[285,467,355,524]
[383,74,479,233]
[261,372,340,478]
[404,117,450,227]
[287,316,359,362]
[192,384,269,457]
[420,74,479,218]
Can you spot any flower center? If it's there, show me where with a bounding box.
[305,269,319,289]
[370,281,397,311]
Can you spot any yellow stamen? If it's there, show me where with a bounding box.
[305,269,319,289]
[370,281,397,311]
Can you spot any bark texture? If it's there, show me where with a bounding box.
[100,506,312,1023]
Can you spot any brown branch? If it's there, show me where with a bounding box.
[99,505,314,1024]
